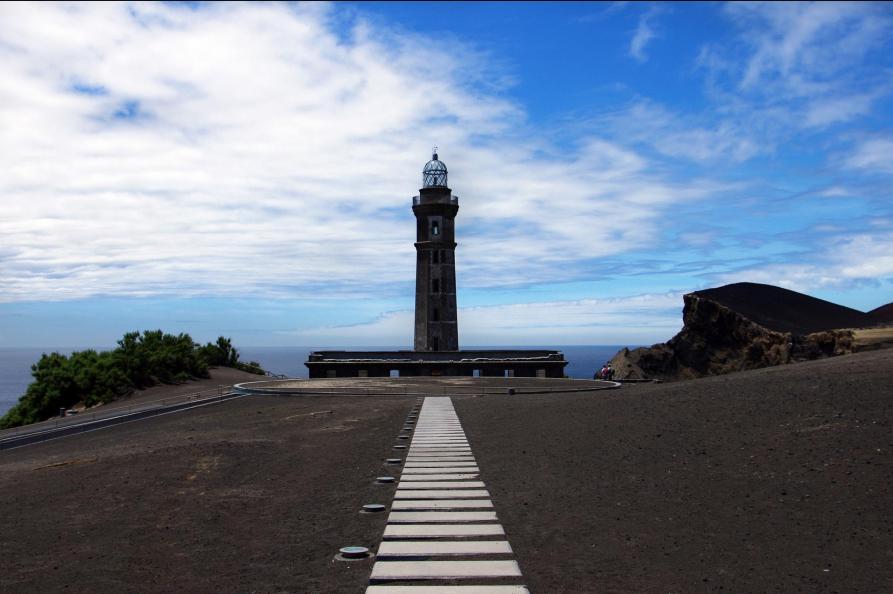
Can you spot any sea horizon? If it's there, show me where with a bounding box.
[0,344,635,416]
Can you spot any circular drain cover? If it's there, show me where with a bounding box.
[362,504,386,513]
[376,476,395,483]
[340,546,369,558]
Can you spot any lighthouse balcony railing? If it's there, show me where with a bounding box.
[413,195,458,206]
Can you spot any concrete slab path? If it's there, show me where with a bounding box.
[365,397,528,592]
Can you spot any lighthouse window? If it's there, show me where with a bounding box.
[431,221,440,236]
[432,278,440,293]
[433,308,440,321]
[432,250,439,264]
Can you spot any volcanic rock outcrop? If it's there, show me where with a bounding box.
[869,302,893,324]
[611,283,882,380]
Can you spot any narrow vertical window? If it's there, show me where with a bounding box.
[433,308,439,321]
[432,250,439,264]
[431,221,440,236]
[432,278,439,293]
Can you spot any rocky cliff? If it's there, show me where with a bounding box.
[611,291,857,381]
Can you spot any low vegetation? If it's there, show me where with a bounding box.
[0,331,265,429]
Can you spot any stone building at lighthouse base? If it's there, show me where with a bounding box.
[306,349,568,379]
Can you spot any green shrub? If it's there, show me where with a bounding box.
[0,331,264,429]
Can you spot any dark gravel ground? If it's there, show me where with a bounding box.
[2,350,891,593]
[0,393,416,593]
[454,348,893,593]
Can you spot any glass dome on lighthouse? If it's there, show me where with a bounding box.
[422,150,448,188]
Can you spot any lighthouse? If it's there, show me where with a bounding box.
[413,152,459,351]
[305,150,567,378]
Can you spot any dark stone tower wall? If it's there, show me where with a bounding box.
[413,185,459,351]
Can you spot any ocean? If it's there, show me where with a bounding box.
[0,345,630,416]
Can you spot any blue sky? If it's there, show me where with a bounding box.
[0,1,891,348]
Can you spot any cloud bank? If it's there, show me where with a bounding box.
[0,2,891,347]
[0,2,716,303]
[286,291,685,346]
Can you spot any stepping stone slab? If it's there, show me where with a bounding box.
[413,435,467,438]
[402,468,480,474]
[366,586,530,594]
[397,481,486,489]
[406,454,474,457]
[405,460,478,468]
[376,540,513,556]
[394,489,489,499]
[417,424,461,426]
[413,437,466,440]
[412,435,465,438]
[406,453,474,457]
[382,523,504,538]
[391,499,494,510]
[400,473,479,481]
[412,437,467,440]
[369,560,521,579]
[386,511,498,523]
[405,458,476,462]
[405,458,476,463]
[406,453,475,457]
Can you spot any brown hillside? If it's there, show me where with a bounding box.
[869,302,893,323]
[694,282,874,334]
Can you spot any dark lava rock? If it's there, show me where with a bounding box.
[610,284,873,381]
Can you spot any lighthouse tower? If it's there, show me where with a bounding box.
[305,150,568,378]
[413,151,459,351]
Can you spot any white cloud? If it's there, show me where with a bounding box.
[596,100,762,163]
[0,2,720,303]
[804,91,879,128]
[286,291,685,346]
[629,8,658,62]
[686,2,893,159]
[817,186,853,198]
[845,138,893,175]
[716,233,893,292]
[728,2,891,94]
